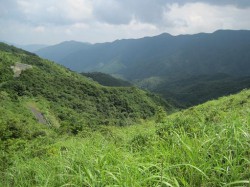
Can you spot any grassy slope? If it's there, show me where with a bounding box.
[1,89,249,186]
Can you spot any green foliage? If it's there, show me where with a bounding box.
[81,72,132,87]
[0,44,163,135]
[36,31,250,108]
[0,42,36,56]
[1,42,249,187]
[1,90,249,186]
[145,73,250,108]
[155,106,167,123]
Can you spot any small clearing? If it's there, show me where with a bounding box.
[11,62,32,77]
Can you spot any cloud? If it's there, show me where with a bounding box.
[163,3,250,34]
[1,0,93,26]
[0,0,250,44]
[34,26,45,33]
[191,0,250,8]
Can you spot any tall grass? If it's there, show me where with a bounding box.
[1,90,250,186]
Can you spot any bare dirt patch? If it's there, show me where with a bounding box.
[11,62,32,77]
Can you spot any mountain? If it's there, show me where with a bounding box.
[0,42,173,136]
[36,30,250,79]
[136,73,250,107]
[35,30,250,107]
[36,41,91,65]
[1,40,249,187]
[81,72,132,87]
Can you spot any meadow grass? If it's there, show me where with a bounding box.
[1,90,250,186]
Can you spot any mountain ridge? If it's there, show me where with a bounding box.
[35,30,250,107]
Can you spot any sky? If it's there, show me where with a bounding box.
[1,0,250,45]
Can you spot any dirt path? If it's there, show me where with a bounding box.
[28,106,47,124]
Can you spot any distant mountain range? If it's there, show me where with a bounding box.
[36,41,91,63]
[35,30,250,107]
[36,30,250,78]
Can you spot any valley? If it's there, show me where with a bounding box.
[36,30,250,108]
[1,0,250,186]
[0,33,250,186]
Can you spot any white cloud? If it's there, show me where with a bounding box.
[7,0,93,25]
[163,3,250,35]
[34,26,45,33]
[0,0,250,44]
[63,0,93,22]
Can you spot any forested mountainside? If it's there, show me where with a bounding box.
[36,30,250,107]
[81,72,132,87]
[1,80,249,186]
[135,73,250,107]
[0,42,173,136]
[36,30,250,79]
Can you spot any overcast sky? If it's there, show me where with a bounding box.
[1,0,250,45]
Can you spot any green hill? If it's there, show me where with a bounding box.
[1,42,249,186]
[1,85,249,186]
[136,73,250,107]
[81,72,132,87]
[0,42,170,136]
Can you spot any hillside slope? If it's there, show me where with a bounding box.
[0,42,171,135]
[81,72,132,87]
[136,73,250,107]
[1,87,249,186]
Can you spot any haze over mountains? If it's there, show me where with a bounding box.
[36,30,250,77]
[35,30,250,107]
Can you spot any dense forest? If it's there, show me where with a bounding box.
[81,72,132,87]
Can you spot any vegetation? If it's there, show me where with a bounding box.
[1,88,249,186]
[0,43,165,132]
[37,30,250,79]
[35,30,250,108]
[81,72,132,87]
[136,73,250,107]
[1,42,249,186]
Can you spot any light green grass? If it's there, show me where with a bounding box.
[1,90,250,186]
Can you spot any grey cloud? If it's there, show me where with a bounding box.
[0,0,91,26]
[92,0,250,25]
[1,0,250,45]
[1,0,250,27]
[93,1,132,24]
[190,0,250,8]
[92,0,167,25]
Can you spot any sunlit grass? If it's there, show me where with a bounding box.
[1,90,250,186]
